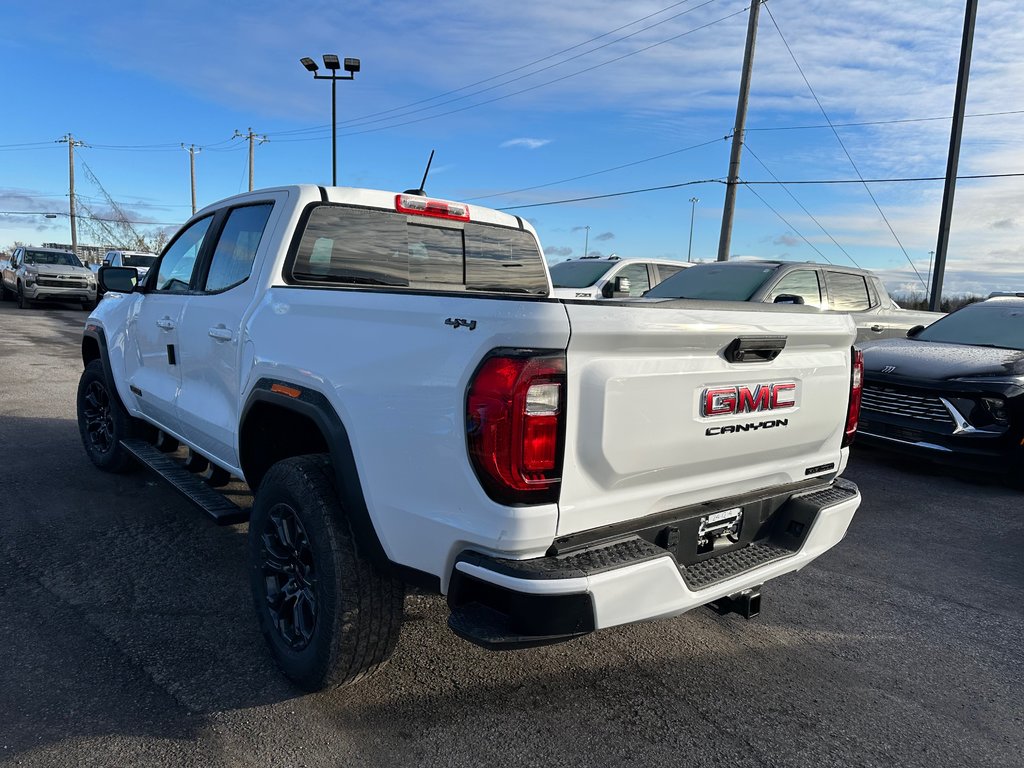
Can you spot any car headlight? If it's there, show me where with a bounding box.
[24,272,36,285]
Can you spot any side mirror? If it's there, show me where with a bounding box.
[773,294,805,305]
[98,265,140,294]
[602,275,632,298]
[907,324,925,338]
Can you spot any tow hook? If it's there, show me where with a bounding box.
[709,587,762,620]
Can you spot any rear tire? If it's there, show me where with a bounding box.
[81,299,97,311]
[76,360,146,473]
[0,281,10,301]
[249,455,405,691]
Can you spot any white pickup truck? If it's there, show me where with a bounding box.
[77,185,863,691]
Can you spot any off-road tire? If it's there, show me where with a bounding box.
[76,359,146,473]
[249,455,405,691]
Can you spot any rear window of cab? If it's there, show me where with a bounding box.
[288,205,548,295]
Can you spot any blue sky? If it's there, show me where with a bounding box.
[2,0,1023,296]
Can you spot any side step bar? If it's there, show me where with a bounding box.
[120,439,250,525]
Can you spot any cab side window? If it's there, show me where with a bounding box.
[767,270,822,308]
[203,204,274,293]
[826,271,871,311]
[616,264,651,296]
[154,216,213,293]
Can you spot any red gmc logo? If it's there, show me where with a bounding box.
[701,382,797,417]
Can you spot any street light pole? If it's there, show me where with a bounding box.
[687,197,699,262]
[301,54,360,187]
[583,225,590,258]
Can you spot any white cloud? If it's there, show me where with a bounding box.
[500,138,552,149]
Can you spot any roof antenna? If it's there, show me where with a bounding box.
[403,149,434,196]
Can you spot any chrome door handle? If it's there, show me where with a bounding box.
[208,325,233,341]
[156,317,176,330]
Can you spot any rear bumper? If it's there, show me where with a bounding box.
[447,479,861,648]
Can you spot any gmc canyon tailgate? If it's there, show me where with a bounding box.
[557,300,857,536]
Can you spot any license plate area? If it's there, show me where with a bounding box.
[696,507,743,555]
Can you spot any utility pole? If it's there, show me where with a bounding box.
[688,197,699,262]
[717,0,762,262]
[181,143,201,215]
[57,133,86,253]
[930,0,977,312]
[583,225,590,257]
[233,128,268,192]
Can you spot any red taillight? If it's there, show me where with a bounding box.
[466,351,566,505]
[843,348,863,447]
[395,194,470,221]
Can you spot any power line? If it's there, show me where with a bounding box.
[0,210,183,226]
[747,108,1024,132]
[741,183,834,264]
[272,6,750,142]
[496,169,1024,211]
[763,3,925,288]
[270,0,714,138]
[466,136,729,202]
[498,179,718,210]
[742,142,860,267]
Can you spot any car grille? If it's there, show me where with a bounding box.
[36,277,88,288]
[861,385,953,424]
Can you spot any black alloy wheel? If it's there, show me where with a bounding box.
[76,359,143,473]
[248,455,405,691]
[81,380,116,456]
[260,504,318,650]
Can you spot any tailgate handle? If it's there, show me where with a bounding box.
[724,336,787,363]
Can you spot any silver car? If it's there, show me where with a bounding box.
[643,260,943,343]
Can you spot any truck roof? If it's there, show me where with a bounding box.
[196,185,533,237]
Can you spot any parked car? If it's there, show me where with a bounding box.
[99,250,157,294]
[548,256,689,300]
[0,246,97,310]
[857,296,1024,473]
[643,260,943,343]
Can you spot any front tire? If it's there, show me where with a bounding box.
[76,359,144,473]
[249,455,405,691]
[17,283,31,309]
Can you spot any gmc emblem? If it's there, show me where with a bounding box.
[701,382,797,417]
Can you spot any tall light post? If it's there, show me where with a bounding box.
[300,54,360,187]
[687,197,699,262]
[583,225,590,257]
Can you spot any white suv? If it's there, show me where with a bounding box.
[102,250,158,281]
[548,256,689,300]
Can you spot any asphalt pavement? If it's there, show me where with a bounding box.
[0,299,1020,767]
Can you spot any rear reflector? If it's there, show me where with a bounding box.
[842,348,863,447]
[395,194,470,221]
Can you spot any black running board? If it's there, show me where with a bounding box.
[120,439,250,525]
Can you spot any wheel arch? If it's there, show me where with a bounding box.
[239,379,390,569]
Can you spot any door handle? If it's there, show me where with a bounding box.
[870,324,883,333]
[156,317,176,330]
[208,325,233,342]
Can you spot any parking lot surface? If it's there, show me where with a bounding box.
[0,301,1021,767]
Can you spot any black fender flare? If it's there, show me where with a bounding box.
[240,378,390,569]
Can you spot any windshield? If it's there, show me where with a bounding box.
[24,250,83,268]
[917,303,1024,350]
[123,254,157,268]
[645,261,778,300]
[549,260,614,288]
